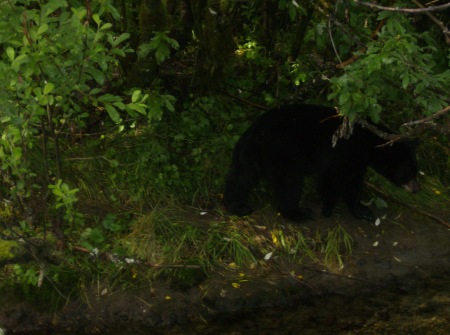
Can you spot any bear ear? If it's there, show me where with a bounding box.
[410,137,421,148]
[398,136,420,148]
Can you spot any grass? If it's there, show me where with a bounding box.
[124,208,258,271]
[322,225,354,271]
[366,171,450,223]
[118,205,357,281]
[5,111,449,309]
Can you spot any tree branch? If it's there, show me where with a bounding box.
[353,1,450,13]
[411,0,450,44]
[402,105,450,127]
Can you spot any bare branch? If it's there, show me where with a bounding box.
[353,1,450,13]
[411,0,450,44]
[356,118,399,141]
[402,105,450,127]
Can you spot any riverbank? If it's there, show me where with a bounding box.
[1,204,449,334]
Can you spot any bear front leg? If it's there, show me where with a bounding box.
[342,174,375,221]
[272,173,311,221]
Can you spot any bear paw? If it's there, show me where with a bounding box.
[349,203,375,221]
[226,203,253,217]
[280,208,312,221]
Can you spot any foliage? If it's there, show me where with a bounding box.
[0,0,163,222]
[48,179,83,227]
[0,0,448,305]
[0,240,19,262]
[98,96,251,207]
[328,12,450,123]
[138,31,180,65]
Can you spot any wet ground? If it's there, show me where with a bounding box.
[1,204,449,334]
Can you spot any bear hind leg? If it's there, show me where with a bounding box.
[319,175,340,217]
[223,164,260,217]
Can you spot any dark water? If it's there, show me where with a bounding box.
[156,276,450,335]
[174,281,450,335]
[6,275,449,335]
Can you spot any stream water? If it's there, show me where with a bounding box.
[164,275,450,335]
[12,273,447,335]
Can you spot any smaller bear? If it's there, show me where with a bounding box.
[223,104,419,221]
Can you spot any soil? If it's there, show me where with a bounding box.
[1,203,449,334]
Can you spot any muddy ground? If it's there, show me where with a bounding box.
[1,202,449,334]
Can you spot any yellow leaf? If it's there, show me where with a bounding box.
[239,273,245,278]
[165,296,171,300]
[432,188,441,195]
[228,262,237,269]
[232,282,240,289]
[271,231,278,246]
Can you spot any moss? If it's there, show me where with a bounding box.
[0,240,19,261]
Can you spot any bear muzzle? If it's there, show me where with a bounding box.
[402,179,420,193]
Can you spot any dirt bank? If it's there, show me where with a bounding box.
[1,205,449,334]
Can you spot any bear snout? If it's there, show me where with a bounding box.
[402,179,420,193]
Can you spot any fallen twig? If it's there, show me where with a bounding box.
[72,245,201,269]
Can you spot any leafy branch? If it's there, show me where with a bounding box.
[354,0,450,44]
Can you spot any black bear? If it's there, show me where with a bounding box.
[223,104,419,221]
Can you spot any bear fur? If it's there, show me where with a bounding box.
[223,104,419,221]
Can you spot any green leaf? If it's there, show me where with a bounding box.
[6,47,15,62]
[37,24,49,36]
[100,23,113,31]
[90,88,102,95]
[44,82,55,95]
[88,228,105,244]
[98,94,121,103]
[402,75,410,90]
[164,98,175,112]
[92,14,101,26]
[105,104,121,123]
[113,101,126,110]
[89,68,105,85]
[109,159,119,168]
[339,92,351,105]
[33,87,42,98]
[11,54,28,71]
[39,95,48,106]
[127,103,146,115]
[42,0,67,17]
[131,90,141,103]
[111,33,130,47]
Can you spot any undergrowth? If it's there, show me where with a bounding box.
[1,95,448,310]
